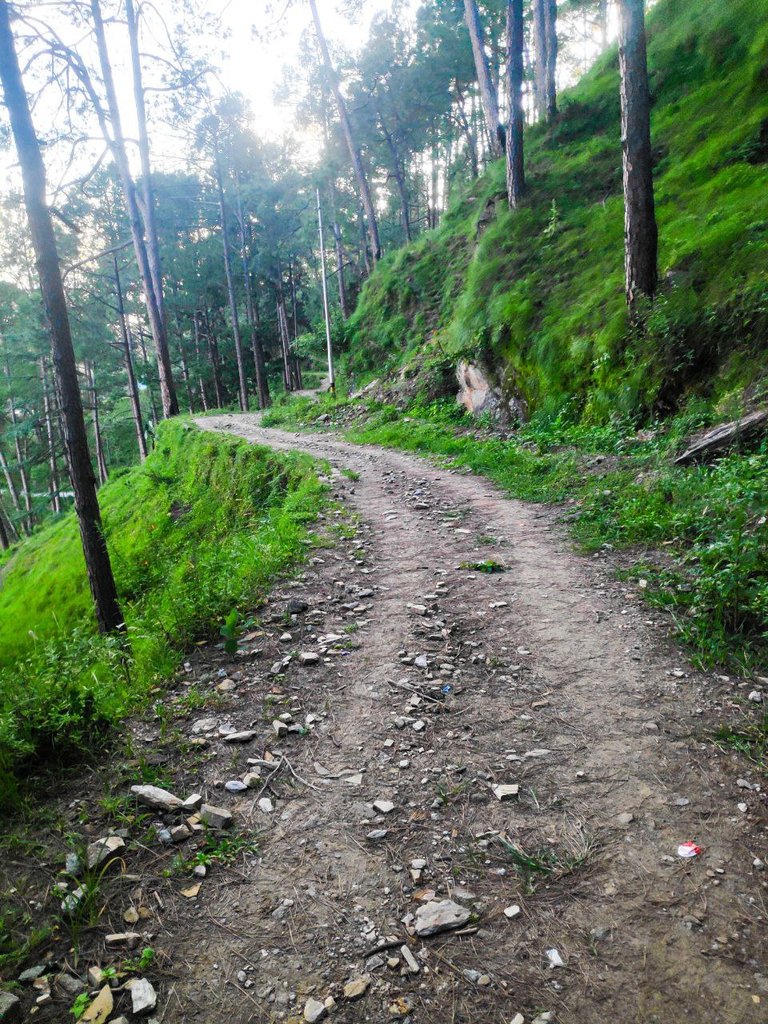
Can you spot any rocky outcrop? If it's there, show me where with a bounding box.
[456,361,526,424]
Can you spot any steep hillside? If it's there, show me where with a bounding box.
[0,422,324,805]
[346,0,768,420]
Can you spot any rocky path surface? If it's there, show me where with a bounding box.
[159,413,767,1024]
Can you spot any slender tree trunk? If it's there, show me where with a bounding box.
[114,255,148,460]
[39,356,61,512]
[4,361,33,533]
[214,151,248,411]
[277,298,292,391]
[598,0,609,48]
[137,327,159,428]
[234,184,270,409]
[125,0,164,316]
[378,109,412,242]
[203,308,224,407]
[88,363,108,486]
[90,0,178,418]
[455,82,479,179]
[192,313,210,412]
[619,0,657,308]
[533,0,547,121]
[544,0,558,120]
[331,218,349,317]
[506,0,526,209]
[0,498,11,548]
[0,443,21,519]
[463,0,504,157]
[0,0,123,631]
[309,0,381,262]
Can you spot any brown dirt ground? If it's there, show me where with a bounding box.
[2,415,766,1024]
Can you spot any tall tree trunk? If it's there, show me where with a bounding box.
[203,308,224,407]
[4,361,33,533]
[309,0,381,262]
[430,125,440,228]
[214,151,248,411]
[192,313,210,412]
[39,356,61,512]
[137,327,159,428]
[533,0,547,121]
[0,498,11,548]
[455,82,479,179]
[331,217,349,317]
[506,0,526,209]
[619,0,657,308]
[90,0,178,418]
[0,0,122,632]
[544,0,558,120]
[88,363,108,486]
[378,108,412,242]
[114,255,148,460]
[0,443,21,526]
[125,0,163,317]
[463,0,504,157]
[276,298,292,391]
[235,184,270,409]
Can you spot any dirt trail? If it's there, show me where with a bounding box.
[168,414,765,1024]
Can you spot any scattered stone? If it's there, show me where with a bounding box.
[414,899,471,936]
[105,932,141,950]
[61,885,86,914]
[492,784,519,801]
[287,598,309,615]
[532,1014,555,1024]
[80,985,113,1023]
[478,974,491,986]
[510,1015,525,1024]
[242,772,261,788]
[223,730,256,744]
[169,824,191,843]
[18,965,46,983]
[194,864,207,878]
[87,967,105,987]
[748,690,763,703]
[367,829,389,840]
[504,904,521,919]
[180,883,202,899]
[343,974,371,1000]
[65,851,82,876]
[413,719,426,732]
[545,948,565,968]
[617,812,634,826]
[225,780,248,793]
[200,804,233,829]
[373,799,395,814]
[273,719,289,737]
[182,793,203,811]
[0,993,20,1023]
[400,946,419,974]
[127,978,157,1016]
[414,655,428,669]
[299,651,320,665]
[258,797,274,814]
[191,717,218,734]
[123,907,140,924]
[388,996,414,1018]
[303,997,327,1022]
[130,785,182,812]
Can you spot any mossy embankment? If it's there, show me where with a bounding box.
[343,0,768,420]
[0,421,326,807]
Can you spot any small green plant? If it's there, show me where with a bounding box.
[71,992,90,1020]
[219,608,241,655]
[459,559,507,573]
[123,946,155,973]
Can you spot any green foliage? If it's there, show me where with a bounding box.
[0,421,325,807]
[346,0,768,419]
[219,608,240,655]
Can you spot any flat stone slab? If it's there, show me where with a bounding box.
[414,899,471,937]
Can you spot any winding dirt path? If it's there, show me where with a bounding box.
[179,414,765,1024]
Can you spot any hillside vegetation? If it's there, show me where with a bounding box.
[0,423,324,807]
[345,0,768,420]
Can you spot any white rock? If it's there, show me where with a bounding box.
[748,690,763,703]
[127,977,156,1015]
[223,730,256,743]
[509,1015,525,1024]
[504,904,521,919]
[130,785,182,812]
[299,651,320,665]
[373,799,395,814]
[492,784,519,801]
[86,836,125,869]
[199,804,233,828]
[258,797,274,814]
[414,899,471,936]
[546,948,565,968]
[303,997,327,1022]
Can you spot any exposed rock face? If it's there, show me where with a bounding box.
[456,361,527,425]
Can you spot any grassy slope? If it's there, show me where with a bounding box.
[0,421,325,805]
[345,0,768,419]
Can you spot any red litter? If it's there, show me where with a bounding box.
[677,841,703,858]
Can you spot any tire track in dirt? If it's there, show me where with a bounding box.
[178,414,766,1024]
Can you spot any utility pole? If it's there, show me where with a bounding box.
[316,188,335,396]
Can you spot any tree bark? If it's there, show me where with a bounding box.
[114,255,148,460]
[309,0,381,262]
[214,150,249,411]
[39,356,61,512]
[125,0,164,317]
[192,313,209,412]
[0,442,21,520]
[533,0,547,121]
[378,106,412,242]
[88,362,108,486]
[544,0,558,121]
[619,0,658,308]
[0,498,11,549]
[90,0,178,418]
[203,308,224,407]
[234,183,270,409]
[454,82,479,179]
[463,0,504,157]
[506,0,526,209]
[0,0,122,632]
